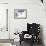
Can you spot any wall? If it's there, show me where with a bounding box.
[0,0,13,46]
[0,0,46,46]
[0,4,9,39]
[43,1,46,46]
[8,0,46,45]
[0,0,8,3]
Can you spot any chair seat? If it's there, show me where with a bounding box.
[24,34,32,38]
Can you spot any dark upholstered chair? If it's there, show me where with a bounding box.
[19,23,40,46]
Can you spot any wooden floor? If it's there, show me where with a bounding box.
[19,41,43,46]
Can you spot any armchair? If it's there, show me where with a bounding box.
[19,23,41,46]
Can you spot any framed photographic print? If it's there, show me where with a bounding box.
[14,9,27,19]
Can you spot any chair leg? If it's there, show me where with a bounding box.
[20,41,21,45]
[30,42,34,46]
[30,39,34,46]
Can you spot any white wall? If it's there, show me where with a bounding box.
[8,0,43,36]
[0,0,46,46]
[0,0,8,3]
[0,4,9,39]
[8,0,46,46]
[0,0,13,46]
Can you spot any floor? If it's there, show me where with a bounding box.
[0,43,13,46]
[0,40,43,46]
[19,41,43,46]
[0,41,43,46]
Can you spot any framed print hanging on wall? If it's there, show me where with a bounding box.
[14,9,27,19]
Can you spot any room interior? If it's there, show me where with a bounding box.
[0,0,46,46]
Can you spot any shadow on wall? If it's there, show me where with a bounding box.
[40,25,45,46]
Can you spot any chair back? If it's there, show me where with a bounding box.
[27,23,40,36]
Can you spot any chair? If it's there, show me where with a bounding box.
[19,23,40,46]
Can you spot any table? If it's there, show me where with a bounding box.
[13,34,20,46]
